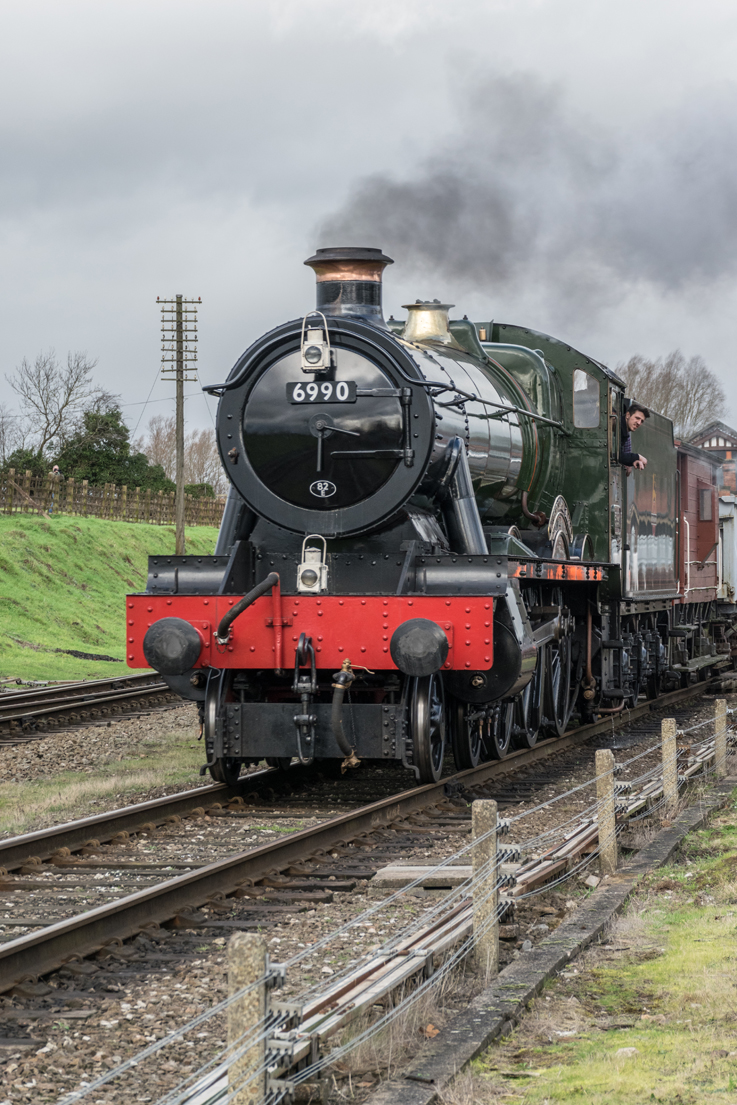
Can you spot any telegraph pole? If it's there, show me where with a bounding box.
[157,294,200,554]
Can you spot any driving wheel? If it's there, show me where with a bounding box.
[485,700,514,759]
[544,635,577,737]
[512,651,545,749]
[204,671,243,785]
[410,673,447,784]
[450,699,484,771]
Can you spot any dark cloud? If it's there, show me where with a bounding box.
[319,73,737,316]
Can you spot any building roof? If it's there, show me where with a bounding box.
[689,420,737,445]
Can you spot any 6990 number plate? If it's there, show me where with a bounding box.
[287,380,357,404]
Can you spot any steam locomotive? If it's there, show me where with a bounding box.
[125,247,733,784]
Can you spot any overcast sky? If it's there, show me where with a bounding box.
[1,0,737,439]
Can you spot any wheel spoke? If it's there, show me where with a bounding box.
[450,699,482,771]
[204,671,242,785]
[411,674,447,783]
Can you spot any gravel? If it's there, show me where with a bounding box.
[0,688,733,1103]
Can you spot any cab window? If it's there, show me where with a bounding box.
[573,369,600,428]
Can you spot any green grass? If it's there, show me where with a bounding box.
[469,792,737,1104]
[0,727,204,835]
[0,513,220,681]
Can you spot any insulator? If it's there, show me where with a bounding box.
[495,873,517,889]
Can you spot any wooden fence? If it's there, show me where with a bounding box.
[0,470,225,528]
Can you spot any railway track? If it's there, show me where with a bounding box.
[0,673,177,744]
[0,678,722,996]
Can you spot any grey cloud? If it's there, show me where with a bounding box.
[319,73,737,317]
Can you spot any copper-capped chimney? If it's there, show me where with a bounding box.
[304,246,393,326]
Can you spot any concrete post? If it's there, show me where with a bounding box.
[472,798,498,980]
[715,698,727,778]
[662,717,678,815]
[228,933,267,1105]
[595,748,617,876]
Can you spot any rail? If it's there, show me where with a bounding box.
[0,675,721,993]
[0,672,174,742]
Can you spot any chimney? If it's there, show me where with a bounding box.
[304,246,393,325]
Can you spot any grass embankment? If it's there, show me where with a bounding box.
[457,791,737,1104]
[0,514,220,681]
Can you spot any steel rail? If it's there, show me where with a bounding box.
[0,683,172,726]
[0,672,162,710]
[0,674,176,743]
[0,680,711,870]
[0,677,713,870]
[0,782,253,871]
[0,678,718,991]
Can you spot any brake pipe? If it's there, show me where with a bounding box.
[215,572,280,645]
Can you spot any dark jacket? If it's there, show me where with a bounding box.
[620,411,641,466]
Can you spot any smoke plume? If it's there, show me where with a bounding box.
[319,74,737,316]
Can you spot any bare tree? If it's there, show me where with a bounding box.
[616,349,727,438]
[5,350,112,457]
[136,414,226,495]
[185,427,227,494]
[0,403,22,464]
[134,413,175,477]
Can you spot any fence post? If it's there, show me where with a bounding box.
[23,470,31,502]
[715,698,727,778]
[134,486,141,522]
[6,469,14,514]
[81,479,89,516]
[595,748,617,876]
[472,798,498,980]
[66,477,74,515]
[120,484,127,521]
[228,932,267,1105]
[662,717,678,815]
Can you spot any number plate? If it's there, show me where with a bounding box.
[287,381,357,404]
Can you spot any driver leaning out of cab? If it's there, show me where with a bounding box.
[620,401,649,473]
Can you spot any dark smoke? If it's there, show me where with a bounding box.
[319,74,737,315]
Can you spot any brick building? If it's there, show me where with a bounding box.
[689,420,737,493]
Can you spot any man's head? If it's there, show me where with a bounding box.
[625,403,649,432]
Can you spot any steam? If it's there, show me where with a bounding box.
[319,74,737,316]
